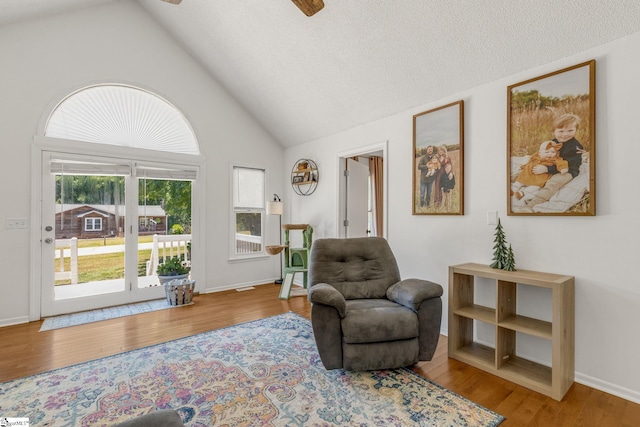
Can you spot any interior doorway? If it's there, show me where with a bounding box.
[337,142,387,239]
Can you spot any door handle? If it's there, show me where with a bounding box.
[44,238,53,244]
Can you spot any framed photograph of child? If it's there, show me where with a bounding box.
[412,100,464,215]
[507,60,595,216]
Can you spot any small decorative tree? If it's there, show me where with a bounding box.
[490,218,516,271]
[504,244,517,272]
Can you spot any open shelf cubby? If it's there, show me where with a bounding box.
[448,263,574,400]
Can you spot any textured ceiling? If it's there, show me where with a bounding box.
[0,0,118,26]
[3,0,640,147]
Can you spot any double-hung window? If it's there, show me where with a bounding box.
[85,217,103,231]
[232,165,265,257]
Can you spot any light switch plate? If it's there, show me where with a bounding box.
[6,218,28,229]
[486,211,498,226]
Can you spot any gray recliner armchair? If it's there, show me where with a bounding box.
[308,237,443,371]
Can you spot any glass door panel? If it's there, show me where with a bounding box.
[41,154,198,316]
[136,178,192,292]
[54,174,126,297]
[42,154,131,316]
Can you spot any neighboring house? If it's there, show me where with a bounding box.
[55,204,167,239]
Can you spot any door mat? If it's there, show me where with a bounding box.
[39,299,178,331]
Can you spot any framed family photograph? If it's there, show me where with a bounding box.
[508,60,595,216]
[413,100,464,215]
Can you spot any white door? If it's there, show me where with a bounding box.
[40,152,194,317]
[345,158,370,238]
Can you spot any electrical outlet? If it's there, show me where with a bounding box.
[6,218,28,229]
[486,211,498,226]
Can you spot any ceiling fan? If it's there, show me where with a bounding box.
[160,0,325,17]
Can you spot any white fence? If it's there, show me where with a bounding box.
[147,234,192,276]
[236,233,262,254]
[54,238,79,284]
[54,233,261,283]
[54,235,192,283]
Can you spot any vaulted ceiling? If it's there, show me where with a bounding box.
[2,0,640,147]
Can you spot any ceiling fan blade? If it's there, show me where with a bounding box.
[161,0,182,4]
[291,0,324,17]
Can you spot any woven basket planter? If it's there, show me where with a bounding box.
[164,278,195,306]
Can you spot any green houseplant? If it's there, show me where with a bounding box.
[157,256,190,285]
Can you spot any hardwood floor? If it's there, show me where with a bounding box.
[1,283,638,426]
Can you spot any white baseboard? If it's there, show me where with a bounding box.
[0,316,30,327]
[201,278,280,294]
[575,372,640,404]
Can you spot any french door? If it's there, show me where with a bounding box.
[40,152,195,317]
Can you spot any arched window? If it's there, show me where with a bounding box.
[45,84,199,155]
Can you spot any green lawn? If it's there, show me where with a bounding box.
[74,235,154,248]
[55,248,153,285]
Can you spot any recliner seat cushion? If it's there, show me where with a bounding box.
[342,299,419,344]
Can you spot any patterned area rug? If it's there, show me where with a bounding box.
[39,299,176,331]
[3,313,504,426]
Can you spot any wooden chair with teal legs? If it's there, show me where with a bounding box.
[279,224,313,300]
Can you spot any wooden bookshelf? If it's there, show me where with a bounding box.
[448,263,574,400]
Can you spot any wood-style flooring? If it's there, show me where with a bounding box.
[1,284,638,426]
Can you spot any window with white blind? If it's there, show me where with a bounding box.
[232,165,265,257]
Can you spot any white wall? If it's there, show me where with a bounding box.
[285,32,640,403]
[0,2,284,325]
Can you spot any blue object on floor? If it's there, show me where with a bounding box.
[39,299,171,331]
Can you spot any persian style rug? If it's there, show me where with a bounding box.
[39,299,173,331]
[4,313,504,426]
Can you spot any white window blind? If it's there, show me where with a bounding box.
[50,158,197,181]
[233,167,265,209]
[45,84,199,155]
[136,164,197,181]
[50,158,131,176]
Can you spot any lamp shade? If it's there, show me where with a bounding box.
[266,200,284,215]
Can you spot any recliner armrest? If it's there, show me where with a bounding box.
[308,283,347,318]
[387,278,443,312]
